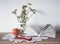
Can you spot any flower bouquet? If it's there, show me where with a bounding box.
[12,3,37,33]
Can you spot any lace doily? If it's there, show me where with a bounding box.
[2,34,48,43]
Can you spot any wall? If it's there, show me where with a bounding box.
[0,0,60,32]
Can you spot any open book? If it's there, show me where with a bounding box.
[24,24,56,38]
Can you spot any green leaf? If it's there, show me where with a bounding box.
[33,9,37,11]
[33,11,36,14]
[12,9,17,14]
[22,5,27,9]
[29,7,33,11]
[27,3,32,5]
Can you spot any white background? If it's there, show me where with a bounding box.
[0,0,60,32]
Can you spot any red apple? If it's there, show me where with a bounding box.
[12,28,20,35]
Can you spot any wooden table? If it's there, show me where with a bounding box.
[0,32,60,44]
